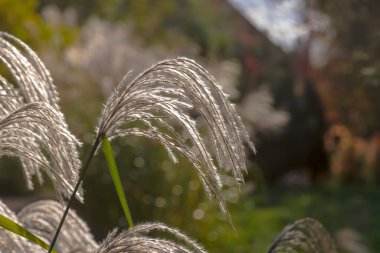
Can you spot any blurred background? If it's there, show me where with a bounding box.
[1,0,380,252]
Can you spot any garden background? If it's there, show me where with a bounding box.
[1,0,380,252]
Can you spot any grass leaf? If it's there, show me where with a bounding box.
[102,137,134,228]
[0,213,59,253]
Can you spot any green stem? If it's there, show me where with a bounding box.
[101,137,134,228]
[48,135,102,253]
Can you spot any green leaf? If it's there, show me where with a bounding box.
[102,137,134,228]
[0,213,59,253]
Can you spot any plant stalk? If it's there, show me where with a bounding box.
[101,137,134,228]
[48,135,102,253]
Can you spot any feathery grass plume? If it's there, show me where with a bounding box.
[267,218,337,253]
[18,200,98,253]
[0,200,30,253]
[0,31,82,200]
[0,76,24,115]
[0,32,59,107]
[96,57,255,217]
[0,103,82,200]
[96,222,206,253]
[1,199,207,253]
[0,200,45,253]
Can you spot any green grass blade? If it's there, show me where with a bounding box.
[0,214,59,253]
[102,137,134,228]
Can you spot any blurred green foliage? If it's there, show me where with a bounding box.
[37,0,236,57]
[139,0,237,57]
[0,0,78,48]
[0,0,48,43]
[179,184,379,252]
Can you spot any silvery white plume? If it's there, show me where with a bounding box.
[0,200,42,253]
[0,32,59,107]
[267,218,337,253]
[1,200,207,253]
[0,32,82,200]
[18,200,98,253]
[96,57,254,216]
[0,103,82,200]
[96,223,206,253]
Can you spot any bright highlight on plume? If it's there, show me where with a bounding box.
[96,57,255,217]
[0,32,82,200]
[0,200,205,253]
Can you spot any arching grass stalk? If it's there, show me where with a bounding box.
[48,135,102,253]
[101,137,134,228]
[50,57,256,252]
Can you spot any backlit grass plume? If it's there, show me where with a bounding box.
[267,218,337,253]
[96,223,206,253]
[51,57,255,249]
[0,201,35,253]
[0,103,82,200]
[0,32,59,108]
[18,200,98,253]
[0,200,207,253]
[1,31,255,250]
[96,57,255,216]
[0,200,54,253]
[0,32,82,200]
